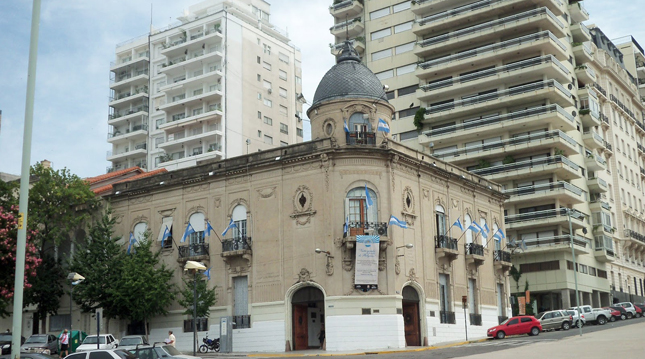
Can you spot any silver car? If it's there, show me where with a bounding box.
[118,336,148,351]
[536,310,571,331]
[20,335,59,355]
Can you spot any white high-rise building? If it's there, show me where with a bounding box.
[107,0,303,172]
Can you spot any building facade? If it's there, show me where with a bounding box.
[104,43,510,352]
[107,0,304,173]
[329,0,621,310]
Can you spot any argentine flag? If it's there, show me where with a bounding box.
[389,215,408,229]
[377,118,390,133]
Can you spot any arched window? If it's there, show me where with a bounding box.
[435,205,447,237]
[348,112,371,133]
[189,212,205,244]
[346,187,378,236]
[480,217,488,247]
[232,205,247,239]
[464,214,473,244]
[133,222,148,242]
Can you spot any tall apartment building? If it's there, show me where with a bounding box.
[330,0,617,309]
[108,0,303,173]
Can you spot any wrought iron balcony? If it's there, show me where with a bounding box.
[466,243,484,256]
[346,131,376,145]
[494,250,511,263]
[178,243,209,259]
[440,311,456,324]
[436,235,458,250]
[625,229,645,244]
[222,236,252,253]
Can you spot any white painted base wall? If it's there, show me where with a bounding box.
[426,305,498,346]
[325,315,405,351]
[232,320,285,352]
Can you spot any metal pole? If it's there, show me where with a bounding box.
[568,209,582,337]
[11,2,41,359]
[463,305,468,341]
[70,284,73,336]
[96,311,100,350]
[193,270,197,356]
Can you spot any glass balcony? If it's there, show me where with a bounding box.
[511,234,590,253]
[330,17,363,38]
[571,22,592,43]
[503,181,586,204]
[329,0,363,19]
[582,130,603,150]
[471,155,580,182]
[568,0,589,23]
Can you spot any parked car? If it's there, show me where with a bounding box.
[535,310,571,331]
[1,353,58,359]
[567,305,609,325]
[129,344,201,359]
[0,333,25,355]
[634,304,645,316]
[21,334,59,355]
[75,335,119,352]
[608,306,628,320]
[603,307,622,322]
[565,309,586,327]
[487,316,542,339]
[632,305,642,318]
[615,302,638,319]
[65,349,135,359]
[117,336,148,351]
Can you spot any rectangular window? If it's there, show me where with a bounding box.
[279,52,290,64]
[257,74,261,81]
[279,70,287,80]
[279,87,287,98]
[295,76,302,85]
[264,99,272,107]
[279,105,288,116]
[395,42,415,55]
[370,7,391,20]
[399,130,418,141]
[257,92,262,100]
[375,69,394,80]
[258,130,262,137]
[263,80,272,89]
[280,123,288,134]
[399,106,420,118]
[519,260,560,273]
[263,61,271,70]
[394,21,413,33]
[372,48,392,61]
[297,128,303,137]
[396,63,416,76]
[257,56,261,64]
[393,1,411,13]
[257,111,262,119]
[371,28,392,41]
[280,141,288,147]
[264,135,273,145]
[397,84,418,97]
[264,116,273,125]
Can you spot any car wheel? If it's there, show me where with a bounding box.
[496,331,506,339]
[610,316,616,322]
[530,327,540,336]
[620,314,627,320]
[627,313,633,319]
[562,321,571,330]
[597,316,607,325]
[637,313,642,318]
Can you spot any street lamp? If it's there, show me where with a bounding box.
[67,272,85,342]
[184,261,206,356]
[566,209,583,337]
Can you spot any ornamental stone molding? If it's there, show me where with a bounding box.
[297,268,312,283]
[290,185,317,225]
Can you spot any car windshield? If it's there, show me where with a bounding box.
[120,338,142,346]
[113,350,138,359]
[499,318,510,325]
[83,336,106,344]
[536,312,545,319]
[25,336,47,344]
[162,345,182,356]
[0,334,12,341]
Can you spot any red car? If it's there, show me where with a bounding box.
[634,305,643,318]
[487,316,542,339]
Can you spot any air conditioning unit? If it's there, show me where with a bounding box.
[267,88,272,94]
[364,229,375,236]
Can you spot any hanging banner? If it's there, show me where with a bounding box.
[354,235,380,289]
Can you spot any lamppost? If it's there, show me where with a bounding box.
[67,272,85,345]
[184,261,206,356]
[566,208,583,337]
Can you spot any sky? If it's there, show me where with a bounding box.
[0,0,644,178]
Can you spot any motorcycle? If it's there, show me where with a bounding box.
[199,334,220,353]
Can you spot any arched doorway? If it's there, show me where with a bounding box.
[402,286,421,346]
[291,286,325,350]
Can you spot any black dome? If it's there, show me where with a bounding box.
[311,41,388,108]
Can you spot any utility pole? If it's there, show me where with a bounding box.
[567,208,583,337]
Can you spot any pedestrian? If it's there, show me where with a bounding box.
[167,331,176,347]
[59,329,69,358]
[318,324,325,348]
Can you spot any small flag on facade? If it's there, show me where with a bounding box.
[377,118,390,133]
[389,215,408,229]
[221,218,237,237]
[206,221,215,236]
[161,226,171,247]
[453,218,464,231]
[344,119,350,133]
[467,222,481,233]
[181,223,196,243]
[127,232,136,255]
[203,268,211,281]
[343,216,349,238]
[365,183,373,208]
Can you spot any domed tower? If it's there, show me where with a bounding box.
[307,41,395,146]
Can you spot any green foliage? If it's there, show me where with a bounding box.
[413,107,426,132]
[24,255,65,325]
[579,109,591,115]
[554,148,565,156]
[178,277,217,318]
[476,159,491,169]
[0,179,18,209]
[502,155,515,165]
[509,265,522,292]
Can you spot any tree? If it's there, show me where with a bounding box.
[413,107,426,132]
[69,208,127,322]
[114,238,176,339]
[0,205,41,317]
[0,179,18,209]
[178,276,218,318]
[23,255,65,325]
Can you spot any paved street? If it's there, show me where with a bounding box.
[202,318,645,358]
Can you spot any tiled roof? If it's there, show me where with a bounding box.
[86,167,144,185]
[89,168,167,195]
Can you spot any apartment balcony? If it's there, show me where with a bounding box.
[330,17,363,38]
[159,67,223,95]
[586,176,608,193]
[471,155,581,182]
[106,143,147,161]
[575,64,597,86]
[423,79,573,123]
[110,54,149,72]
[589,198,611,212]
[161,28,223,59]
[158,146,224,168]
[417,55,570,103]
[579,108,601,127]
[465,243,485,267]
[177,243,210,262]
[158,107,223,132]
[158,127,223,152]
[109,91,148,108]
[412,0,565,34]
[107,124,148,144]
[624,229,645,249]
[435,235,459,261]
[571,22,592,43]
[420,105,575,148]
[513,234,590,255]
[582,130,603,150]
[503,181,587,206]
[330,38,365,55]
[433,130,579,166]
[413,7,566,58]
[329,0,363,19]
[641,167,645,179]
[573,42,593,65]
[341,222,389,243]
[159,47,223,77]
[158,86,223,112]
[609,94,637,121]
[110,69,149,91]
[416,31,568,79]
[108,109,148,127]
[577,86,597,103]
[593,83,608,100]
[599,112,610,128]
[493,250,512,271]
[638,143,645,159]
[584,153,607,172]
[568,1,590,23]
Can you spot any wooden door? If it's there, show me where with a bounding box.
[293,304,308,350]
[403,303,420,346]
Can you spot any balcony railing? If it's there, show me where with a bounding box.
[503,181,586,199]
[418,8,563,49]
[588,176,607,188]
[111,68,149,84]
[418,31,566,70]
[625,229,645,244]
[421,55,568,93]
[494,250,511,262]
[593,82,607,97]
[440,311,456,324]
[433,130,577,159]
[330,17,361,31]
[435,235,458,250]
[423,105,573,139]
[505,208,585,224]
[108,124,149,139]
[470,313,483,326]
[346,131,376,145]
[109,106,149,120]
[583,130,603,143]
[510,234,590,249]
[416,0,562,26]
[609,94,637,120]
[599,112,609,125]
[471,155,579,177]
[331,0,362,11]
[424,79,571,115]
[346,222,389,236]
[222,236,252,252]
[178,243,209,259]
[466,243,484,256]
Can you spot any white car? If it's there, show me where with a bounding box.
[615,302,638,319]
[75,335,119,352]
[66,349,134,359]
